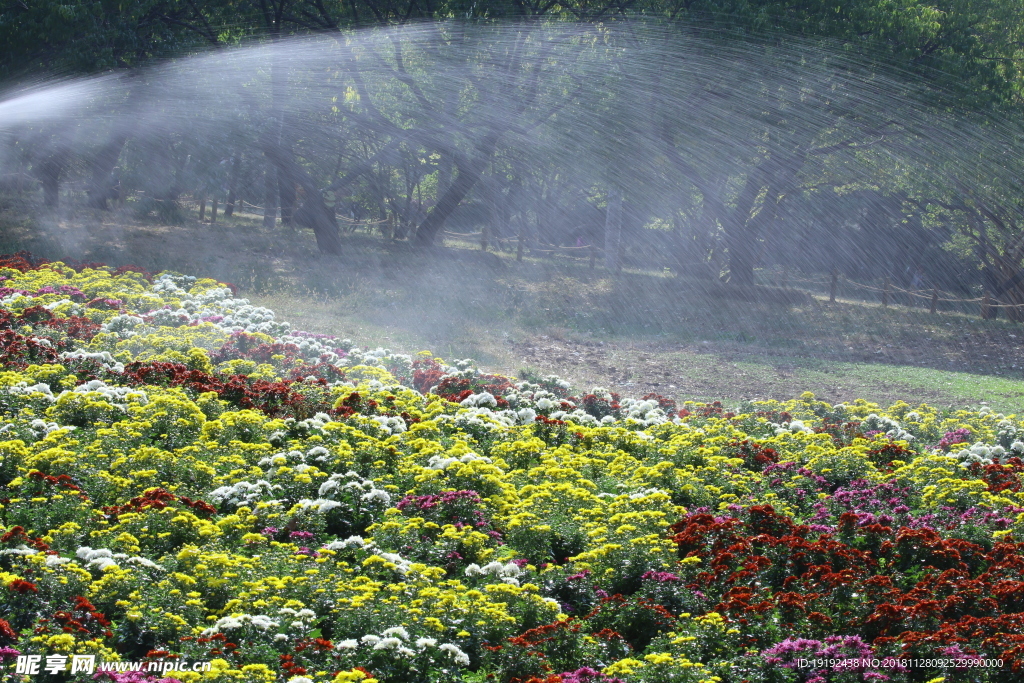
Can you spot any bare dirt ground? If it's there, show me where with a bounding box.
[500,334,1024,407]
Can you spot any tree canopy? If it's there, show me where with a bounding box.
[2,0,1024,312]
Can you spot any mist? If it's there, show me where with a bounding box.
[5,10,1024,682]
[1,19,1022,406]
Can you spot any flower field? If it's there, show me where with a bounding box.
[2,252,1024,683]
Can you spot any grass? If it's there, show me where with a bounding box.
[4,193,1024,413]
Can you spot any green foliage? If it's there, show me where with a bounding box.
[0,1,206,78]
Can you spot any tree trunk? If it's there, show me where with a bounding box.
[256,26,339,253]
[293,189,342,254]
[413,132,501,247]
[725,232,759,286]
[279,174,296,228]
[260,139,342,255]
[145,138,178,217]
[723,155,800,289]
[263,161,278,228]
[373,171,389,223]
[992,253,1024,323]
[437,154,452,199]
[604,189,622,271]
[723,173,764,287]
[36,155,63,208]
[86,135,128,210]
[435,94,456,198]
[487,172,508,249]
[270,43,298,230]
[166,145,188,208]
[695,199,719,280]
[516,213,526,262]
[674,194,718,280]
[224,153,240,217]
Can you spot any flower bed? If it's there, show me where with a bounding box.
[1,251,1023,683]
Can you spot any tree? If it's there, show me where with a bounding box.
[0,1,218,209]
[3,0,1022,273]
[630,0,1023,286]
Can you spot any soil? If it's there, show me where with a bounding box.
[503,331,1024,407]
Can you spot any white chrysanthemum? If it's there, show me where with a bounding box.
[76,547,107,560]
[307,446,330,459]
[125,556,163,570]
[324,535,369,551]
[427,455,458,470]
[438,643,470,666]
[362,489,392,504]
[318,479,340,495]
[214,617,245,631]
[88,557,118,570]
[250,616,279,631]
[295,498,342,513]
